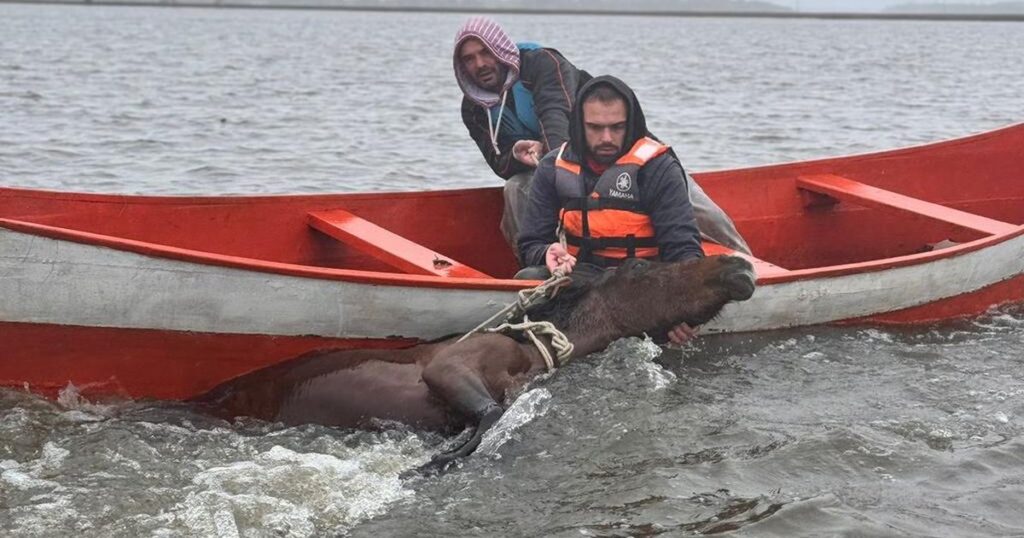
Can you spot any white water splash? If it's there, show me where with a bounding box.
[861,328,896,343]
[1,496,82,536]
[1,442,69,492]
[972,310,1024,331]
[592,337,677,390]
[55,382,113,420]
[1,443,72,534]
[55,383,87,408]
[34,442,69,475]
[477,389,553,456]
[1,466,61,491]
[634,337,677,389]
[168,442,418,537]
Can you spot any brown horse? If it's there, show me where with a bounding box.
[193,255,755,470]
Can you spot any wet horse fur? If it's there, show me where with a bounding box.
[193,255,756,469]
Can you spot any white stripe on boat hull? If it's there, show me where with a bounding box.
[706,232,1024,332]
[2,229,1022,338]
[0,229,514,340]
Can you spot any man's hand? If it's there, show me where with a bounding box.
[545,243,576,275]
[512,140,544,167]
[667,323,700,346]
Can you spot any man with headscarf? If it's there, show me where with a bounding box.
[453,16,588,256]
[452,18,751,260]
[516,75,708,344]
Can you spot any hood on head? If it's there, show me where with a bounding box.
[568,75,649,160]
[453,16,520,107]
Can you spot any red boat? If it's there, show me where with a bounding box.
[2,123,1022,400]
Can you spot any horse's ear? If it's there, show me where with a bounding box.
[523,278,593,324]
[617,258,652,279]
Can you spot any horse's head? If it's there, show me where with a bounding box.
[524,255,755,351]
[590,255,755,338]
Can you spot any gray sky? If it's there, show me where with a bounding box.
[784,0,994,12]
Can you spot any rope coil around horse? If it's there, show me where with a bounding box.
[484,317,573,370]
[456,271,574,370]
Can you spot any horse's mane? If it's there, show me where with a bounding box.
[517,270,611,327]
[519,266,675,344]
[437,276,600,345]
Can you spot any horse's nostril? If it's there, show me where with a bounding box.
[726,269,756,301]
[730,256,754,271]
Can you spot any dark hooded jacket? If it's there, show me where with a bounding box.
[460,47,590,179]
[517,75,704,267]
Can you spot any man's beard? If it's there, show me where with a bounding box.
[474,65,505,93]
[589,143,622,164]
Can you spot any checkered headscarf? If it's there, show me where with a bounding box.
[453,17,521,107]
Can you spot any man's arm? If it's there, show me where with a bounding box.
[461,98,531,179]
[521,48,586,153]
[644,155,705,262]
[517,154,563,267]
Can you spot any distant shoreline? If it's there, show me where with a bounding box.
[3,0,1024,22]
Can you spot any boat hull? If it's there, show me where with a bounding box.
[3,226,1022,400]
[2,123,1022,400]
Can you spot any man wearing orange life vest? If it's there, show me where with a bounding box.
[517,76,705,343]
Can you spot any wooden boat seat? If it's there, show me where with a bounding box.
[308,209,492,278]
[796,174,1017,236]
[702,241,790,279]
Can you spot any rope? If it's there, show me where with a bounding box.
[455,235,579,369]
[485,317,574,371]
[456,271,571,344]
[455,271,575,370]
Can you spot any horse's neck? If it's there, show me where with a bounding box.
[562,294,627,359]
[564,325,621,360]
[515,324,628,371]
[522,290,636,363]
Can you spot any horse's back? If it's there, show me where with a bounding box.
[193,345,452,430]
[276,359,451,430]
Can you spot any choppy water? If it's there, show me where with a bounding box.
[1,4,1023,536]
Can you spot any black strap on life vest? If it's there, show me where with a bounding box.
[562,197,642,212]
[578,175,593,262]
[565,234,658,251]
[570,165,660,263]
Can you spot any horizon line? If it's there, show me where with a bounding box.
[4,0,1024,22]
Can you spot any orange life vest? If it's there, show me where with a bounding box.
[554,137,671,262]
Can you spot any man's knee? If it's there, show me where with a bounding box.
[513,266,551,280]
[504,172,533,196]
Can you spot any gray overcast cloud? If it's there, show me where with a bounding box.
[783,0,993,11]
